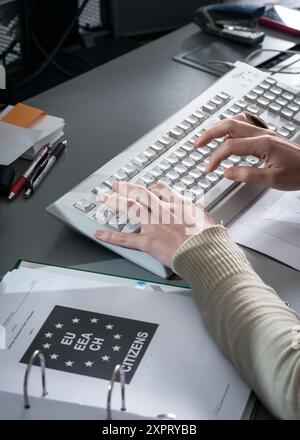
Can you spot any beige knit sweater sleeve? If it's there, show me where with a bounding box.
[172,225,300,420]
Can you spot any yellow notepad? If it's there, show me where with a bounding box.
[1,103,45,128]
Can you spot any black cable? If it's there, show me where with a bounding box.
[12,0,90,91]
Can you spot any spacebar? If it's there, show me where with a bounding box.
[204,178,238,211]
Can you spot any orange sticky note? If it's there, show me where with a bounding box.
[2,103,46,128]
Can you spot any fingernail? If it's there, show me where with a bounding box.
[95,230,104,237]
[225,168,237,180]
[99,193,107,202]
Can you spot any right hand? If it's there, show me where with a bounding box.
[195,115,300,191]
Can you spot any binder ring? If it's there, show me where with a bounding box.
[23,349,47,409]
[106,364,126,420]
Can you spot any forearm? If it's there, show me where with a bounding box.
[172,226,300,420]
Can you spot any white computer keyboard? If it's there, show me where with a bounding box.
[47,61,300,278]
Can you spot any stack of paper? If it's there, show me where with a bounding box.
[0,262,252,420]
[0,103,65,165]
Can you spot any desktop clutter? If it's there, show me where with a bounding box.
[0,103,66,200]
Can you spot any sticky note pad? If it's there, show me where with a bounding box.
[1,103,45,128]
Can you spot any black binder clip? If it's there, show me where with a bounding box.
[195,3,266,46]
[23,349,47,409]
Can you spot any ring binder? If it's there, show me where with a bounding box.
[23,349,47,409]
[106,364,126,420]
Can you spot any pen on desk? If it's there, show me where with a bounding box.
[24,140,67,199]
[8,144,52,201]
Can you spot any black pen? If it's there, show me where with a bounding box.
[24,140,67,198]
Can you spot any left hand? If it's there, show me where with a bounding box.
[95,181,214,268]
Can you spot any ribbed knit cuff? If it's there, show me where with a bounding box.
[172,225,254,304]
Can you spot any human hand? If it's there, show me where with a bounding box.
[195,114,300,191]
[95,181,214,268]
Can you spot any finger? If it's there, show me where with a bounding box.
[195,118,267,148]
[113,181,161,212]
[206,135,270,172]
[95,229,146,251]
[98,193,149,224]
[224,166,272,186]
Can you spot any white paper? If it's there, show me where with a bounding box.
[0,121,42,165]
[0,267,250,420]
[228,189,300,271]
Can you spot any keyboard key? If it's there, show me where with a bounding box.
[245,91,258,102]
[281,108,293,120]
[265,77,276,85]
[182,157,196,170]
[283,123,297,134]
[270,86,282,95]
[185,115,199,127]
[134,179,147,187]
[174,148,187,159]
[282,91,294,101]
[210,96,223,106]
[217,92,230,102]
[109,213,128,231]
[191,185,204,199]
[264,91,276,101]
[220,109,234,119]
[178,120,192,132]
[143,147,157,161]
[294,97,300,106]
[239,161,251,167]
[202,102,217,113]
[183,191,196,202]
[189,169,202,180]
[228,154,241,165]
[275,97,288,106]
[288,103,299,113]
[236,99,247,109]
[174,163,188,176]
[198,179,211,191]
[203,157,211,166]
[277,127,290,138]
[165,170,180,183]
[192,110,207,121]
[260,81,271,90]
[199,146,210,157]
[228,105,240,115]
[122,222,141,233]
[150,167,164,179]
[132,153,149,168]
[157,136,174,149]
[74,198,96,213]
[113,169,129,181]
[166,154,179,165]
[246,156,260,166]
[158,160,171,172]
[104,176,116,188]
[92,184,112,195]
[294,111,300,124]
[181,142,195,153]
[122,163,139,178]
[141,173,156,186]
[189,151,203,163]
[207,140,219,151]
[158,177,172,186]
[94,204,115,224]
[221,160,234,169]
[150,142,165,155]
[172,182,187,194]
[215,167,225,177]
[253,86,264,95]
[269,102,281,113]
[247,105,260,115]
[257,97,270,108]
[206,172,219,184]
[181,175,195,188]
[168,126,185,140]
[196,163,207,174]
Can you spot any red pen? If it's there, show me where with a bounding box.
[8,144,52,200]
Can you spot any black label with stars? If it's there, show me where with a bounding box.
[20,305,158,384]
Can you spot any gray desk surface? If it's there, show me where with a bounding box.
[1,22,299,419]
